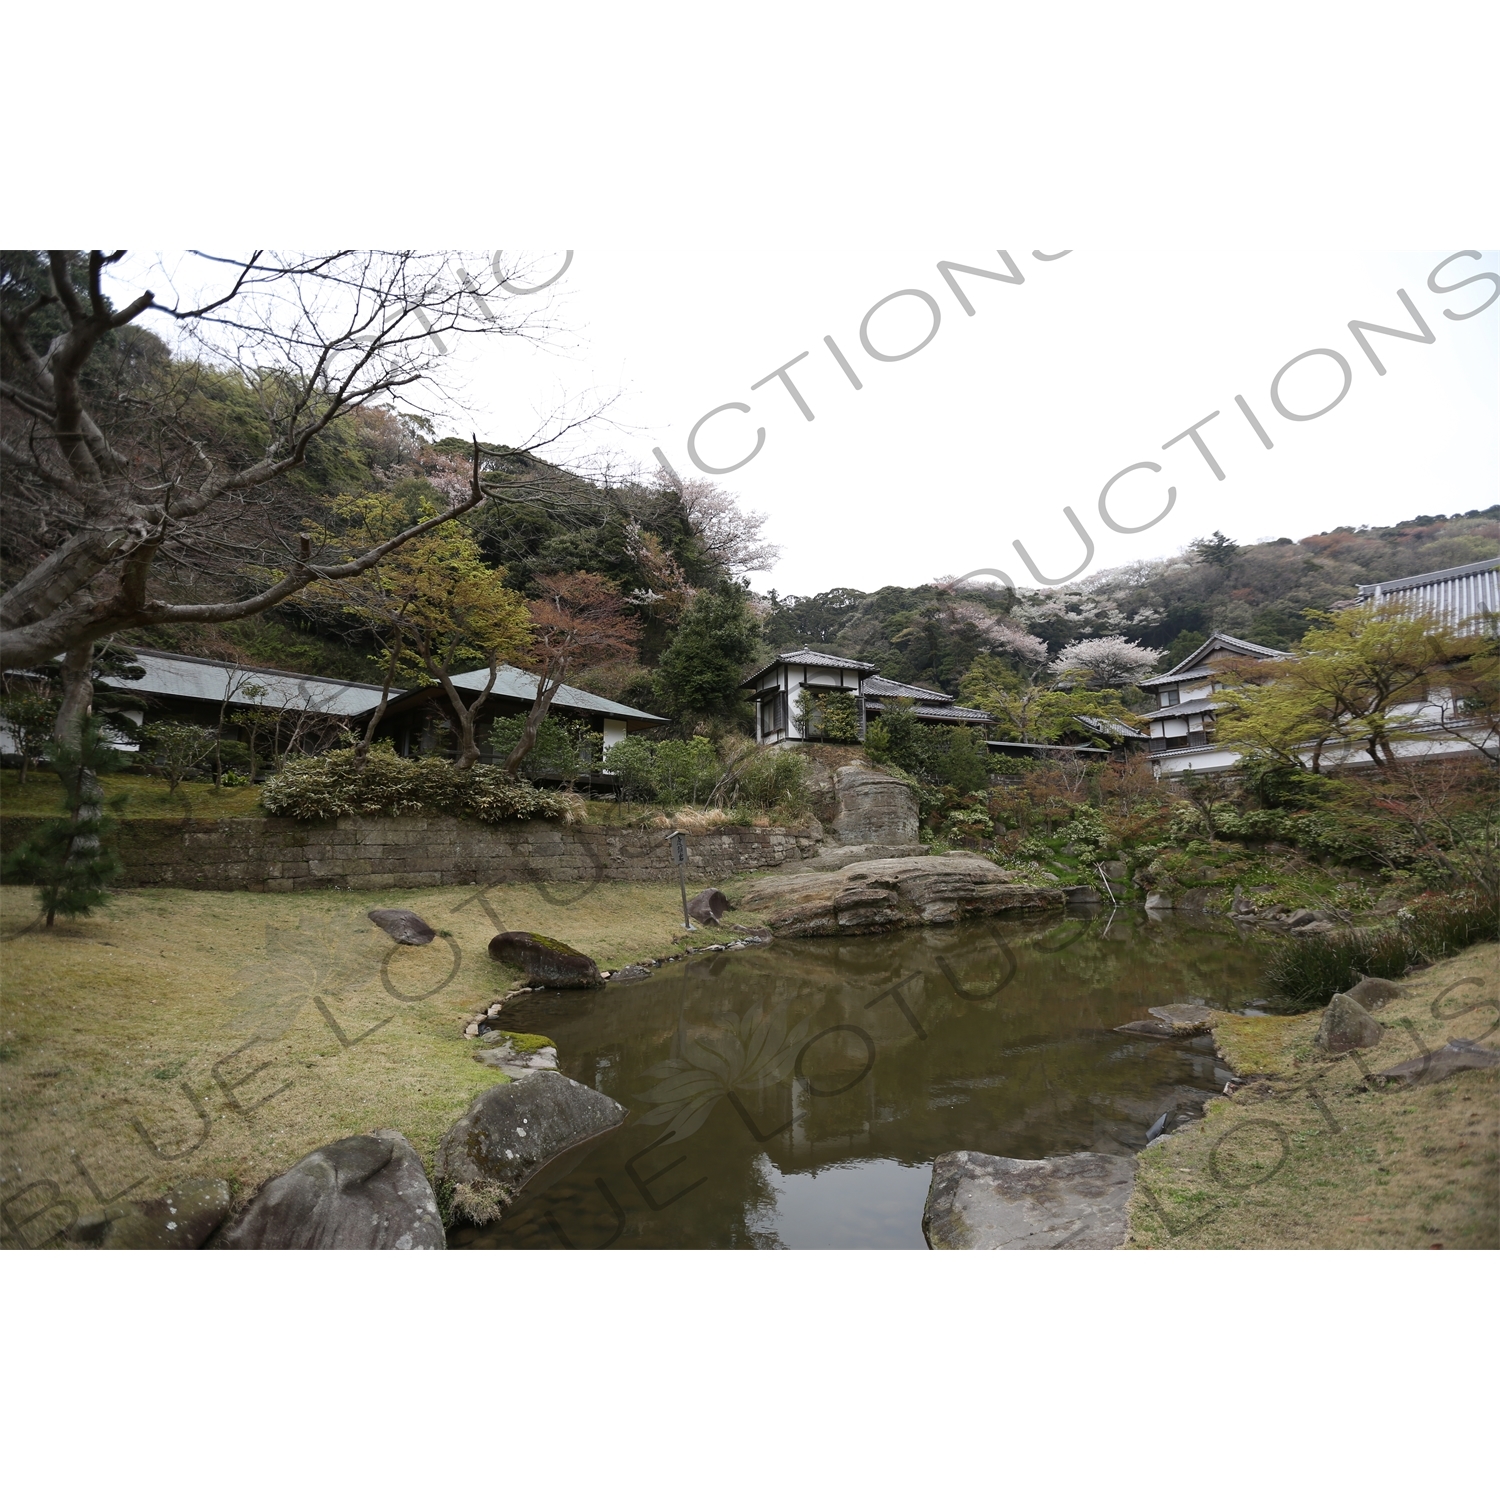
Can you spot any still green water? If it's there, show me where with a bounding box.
[452,910,1273,1250]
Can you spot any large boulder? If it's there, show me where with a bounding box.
[436,1071,628,1225]
[800,842,926,871]
[1316,993,1384,1054]
[923,1151,1136,1250]
[367,907,435,945]
[488,931,602,989]
[686,888,731,925]
[215,1130,445,1250]
[830,764,919,847]
[737,853,1062,937]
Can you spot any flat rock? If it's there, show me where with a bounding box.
[800,843,927,872]
[608,964,653,983]
[1373,1038,1500,1087]
[436,1071,627,1225]
[89,1178,232,1249]
[488,930,602,988]
[738,854,1063,938]
[1114,1018,1178,1038]
[686,888,731,925]
[473,1034,560,1080]
[215,1130,444,1250]
[367,907,435,945]
[923,1150,1136,1250]
[1147,1003,1216,1036]
[831,764,920,846]
[1347,975,1406,1010]
[1316,993,1384,1054]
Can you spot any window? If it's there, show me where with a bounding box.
[761,692,788,735]
[1159,687,1180,707]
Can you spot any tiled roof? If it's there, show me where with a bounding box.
[740,649,877,686]
[102,651,390,716]
[867,699,994,724]
[439,666,666,721]
[1141,699,1223,721]
[1074,713,1150,739]
[1140,632,1285,687]
[1357,556,1498,634]
[863,675,954,703]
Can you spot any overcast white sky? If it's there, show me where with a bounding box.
[439,248,1498,596]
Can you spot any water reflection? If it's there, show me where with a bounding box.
[452,910,1272,1250]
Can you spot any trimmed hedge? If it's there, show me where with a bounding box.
[259,748,577,823]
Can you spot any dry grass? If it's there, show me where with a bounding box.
[1127,943,1500,1249]
[0,880,733,1247]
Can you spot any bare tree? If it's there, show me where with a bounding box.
[1,250,581,758]
[654,467,782,577]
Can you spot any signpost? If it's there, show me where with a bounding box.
[665,829,693,929]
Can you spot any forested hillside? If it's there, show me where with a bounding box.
[763,508,1500,695]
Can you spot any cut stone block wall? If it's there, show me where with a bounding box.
[0,815,824,893]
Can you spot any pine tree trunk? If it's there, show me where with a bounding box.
[53,643,104,890]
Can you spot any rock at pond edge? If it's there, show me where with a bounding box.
[436,1071,627,1225]
[488,930,603,988]
[923,1150,1135,1250]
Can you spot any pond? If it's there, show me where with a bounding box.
[451,910,1275,1250]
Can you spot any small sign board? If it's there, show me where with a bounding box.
[666,830,687,865]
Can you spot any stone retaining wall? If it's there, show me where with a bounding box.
[0,814,824,892]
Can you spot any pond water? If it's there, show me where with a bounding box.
[451,910,1274,1250]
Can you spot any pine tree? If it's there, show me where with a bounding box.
[3,723,125,927]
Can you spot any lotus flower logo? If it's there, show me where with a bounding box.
[635,1003,818,1143]
[223,915,376,1040]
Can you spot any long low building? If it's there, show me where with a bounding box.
[0,649,663,770]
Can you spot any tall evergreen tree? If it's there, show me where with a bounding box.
[656,582,762,721]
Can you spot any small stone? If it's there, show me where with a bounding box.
[1347,975,1406,1009]
[367,908,436,945]
[1316,993,1384,1054]
[608,964,653,983]
[464,1021,481,1038]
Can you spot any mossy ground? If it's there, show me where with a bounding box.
[1126,943,1500,1249]
[0,880,734,1247]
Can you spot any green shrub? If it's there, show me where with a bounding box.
[487,714,599,779]
[600,736,658,801]
[721,747,809,814]
[259,747,573,822]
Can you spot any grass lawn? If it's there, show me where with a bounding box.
[0,880,733,1248]
[1127,942,1500,1249]
[1,769,265,820]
